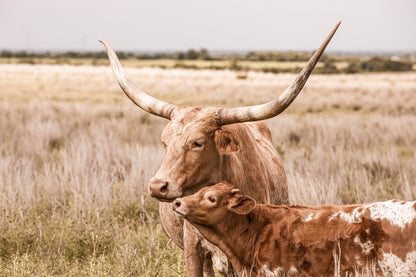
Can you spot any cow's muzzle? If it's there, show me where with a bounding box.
[149,178,178,202]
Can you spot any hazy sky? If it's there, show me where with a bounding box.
[1,0,415,52]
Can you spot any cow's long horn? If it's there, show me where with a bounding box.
[216,21,341,125]
[99,40,177,120]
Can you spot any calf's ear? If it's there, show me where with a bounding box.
[214,130,241,154]
[228,195,256,215]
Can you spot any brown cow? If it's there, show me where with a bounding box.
[174,181,416,276]
[100,22,341,276]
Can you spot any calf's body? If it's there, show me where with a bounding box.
[174,182,416,276]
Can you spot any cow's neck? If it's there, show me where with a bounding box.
[219,153,270,204]
[217,122,288,205]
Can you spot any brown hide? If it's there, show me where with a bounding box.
[175,182,416,276]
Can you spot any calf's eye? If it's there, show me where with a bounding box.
[208,196,216,203]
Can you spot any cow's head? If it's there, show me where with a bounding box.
[173,181,256,226]
[148,107,243,201]
[100,21,340,201]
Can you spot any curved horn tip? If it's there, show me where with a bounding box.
[334,20,342,30]
[98,40,110,48]
[216,21,341,126]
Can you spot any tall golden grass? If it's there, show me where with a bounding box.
[0,64,415,275]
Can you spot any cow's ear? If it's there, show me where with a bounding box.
[227,195,256,215]
[214,130,241,154]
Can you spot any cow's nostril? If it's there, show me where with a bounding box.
[174,200,181,208]
[160,182,168,193]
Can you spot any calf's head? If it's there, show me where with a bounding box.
[173,181,256,226]
[100,22,340,201]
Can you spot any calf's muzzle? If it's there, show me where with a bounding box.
[172,198,188,218]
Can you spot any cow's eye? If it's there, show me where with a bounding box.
[208,196,216,203]
[191,139,205,149]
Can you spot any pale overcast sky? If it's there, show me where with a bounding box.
[0,0,415,52]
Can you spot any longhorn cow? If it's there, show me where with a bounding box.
[100,21,340,276]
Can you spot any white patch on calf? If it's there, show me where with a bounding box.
[354,255,363,266]
[368,200,416,229]
[288,265,299,275]
[354,235,375,254]
[262,265,283,277]
[378,251,416,276]
[303,212,320,222]
[329,206,365,223]
[329,200,416,229]
[262,265,299,276]
[200,239,235,276]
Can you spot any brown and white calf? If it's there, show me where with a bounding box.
[173,181,416,276]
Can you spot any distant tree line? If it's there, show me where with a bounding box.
[344,57,413,73]
[0,49,214,60]
[245,51,314,61]
[0,50,109,59]
[0,49,326,61]
[1,49,414,73]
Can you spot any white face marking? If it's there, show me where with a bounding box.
[354,235,375,254]
[329,200,416,229]
[378,251,416,276]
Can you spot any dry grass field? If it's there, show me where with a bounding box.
[0,63,415,276]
